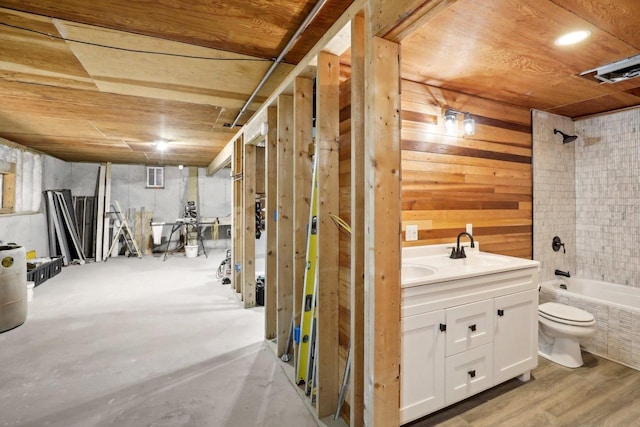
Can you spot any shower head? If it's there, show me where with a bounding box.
[554,128,578,144]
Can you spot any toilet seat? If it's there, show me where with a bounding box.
[539,302,595,326]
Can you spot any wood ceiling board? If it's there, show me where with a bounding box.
[54,21,293,109]
[550,0,640,50]
[0,81,225,126]
[547,91,640,118]
[0,9,95,84]
[401,0,640,117]
[95,122,234,145]
[0,0,354,64]
[0,113,109,140]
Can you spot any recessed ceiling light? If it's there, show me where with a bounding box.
[554,30,591,46]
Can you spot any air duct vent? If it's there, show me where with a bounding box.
[581,54,640,83]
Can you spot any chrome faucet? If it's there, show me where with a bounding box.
[450,232,475,259]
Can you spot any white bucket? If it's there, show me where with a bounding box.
[152,224,164,245]
[185,245,198,258]
[27,281,35,302]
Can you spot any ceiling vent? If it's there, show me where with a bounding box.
[581,54,640,83]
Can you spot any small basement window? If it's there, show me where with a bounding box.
[146,166,164,188]
[0,161,16,214]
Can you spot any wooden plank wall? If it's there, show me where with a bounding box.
[338,76,352,420]
[400,80,533,258]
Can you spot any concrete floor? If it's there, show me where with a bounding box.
[0,250,317,427]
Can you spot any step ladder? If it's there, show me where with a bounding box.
[105,200,142,259]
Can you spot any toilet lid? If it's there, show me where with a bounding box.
[539,302,594,324]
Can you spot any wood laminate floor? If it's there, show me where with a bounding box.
[409,353,640,427]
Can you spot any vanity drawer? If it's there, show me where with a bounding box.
[445,299,494,356]
[445,343,493,405]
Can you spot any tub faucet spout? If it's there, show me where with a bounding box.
[450,232,475,259]
[555,269,571,278]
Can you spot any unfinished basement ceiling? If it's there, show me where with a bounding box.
[2,0,640,166]
[0,0,353,166]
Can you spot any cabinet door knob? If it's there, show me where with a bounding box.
[497,309,504,317]
[468,324,477,332]
[439,323,447,332]
[468,370,476,378]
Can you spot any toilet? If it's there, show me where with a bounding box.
[538,302,596,368]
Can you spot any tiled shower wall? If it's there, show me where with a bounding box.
[532,110,576,282]
[575,109,640,287]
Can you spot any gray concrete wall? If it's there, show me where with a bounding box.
[68,163,232,250]
[0,153,70,256]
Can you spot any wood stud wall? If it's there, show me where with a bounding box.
[236,2,533,426]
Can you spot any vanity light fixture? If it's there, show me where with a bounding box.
[443,108,475,136]
[554,30,591,46]
[444,109,457,132]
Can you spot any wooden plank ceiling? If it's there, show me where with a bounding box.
[0,0,353,166]
[401,0,640,118]
[1,0,640,166]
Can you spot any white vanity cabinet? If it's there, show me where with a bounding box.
[400,267,539,425]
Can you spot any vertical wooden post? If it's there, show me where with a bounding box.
[316,51,341,418]
[350,13,366,427]
[293,76,314,369]
[265,106,278,339]
[256,146,265,196]
[243,142,256,308]
[277,95,295,357]
[232,136,244,296]
[187,167,198,204]
[363,31,402,427]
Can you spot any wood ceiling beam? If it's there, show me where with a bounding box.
[207,0,367,176]
[369,0,457,42]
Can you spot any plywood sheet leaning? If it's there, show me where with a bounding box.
[101,162,112,261]
[94,164,106,261]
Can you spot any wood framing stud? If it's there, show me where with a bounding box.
[265,106,278,340]
[293,76,314,371]
[363,31,402,426]
[350,13,366,427]
[276,95,295,357]
[232,136,244,296]
[243,142,256,308]
[370,0,456,42]
[316,51,341,418]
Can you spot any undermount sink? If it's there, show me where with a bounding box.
[402,264,436,281]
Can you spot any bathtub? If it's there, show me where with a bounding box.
[540,278,640,371]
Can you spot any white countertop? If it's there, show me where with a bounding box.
[402,243,540,288]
